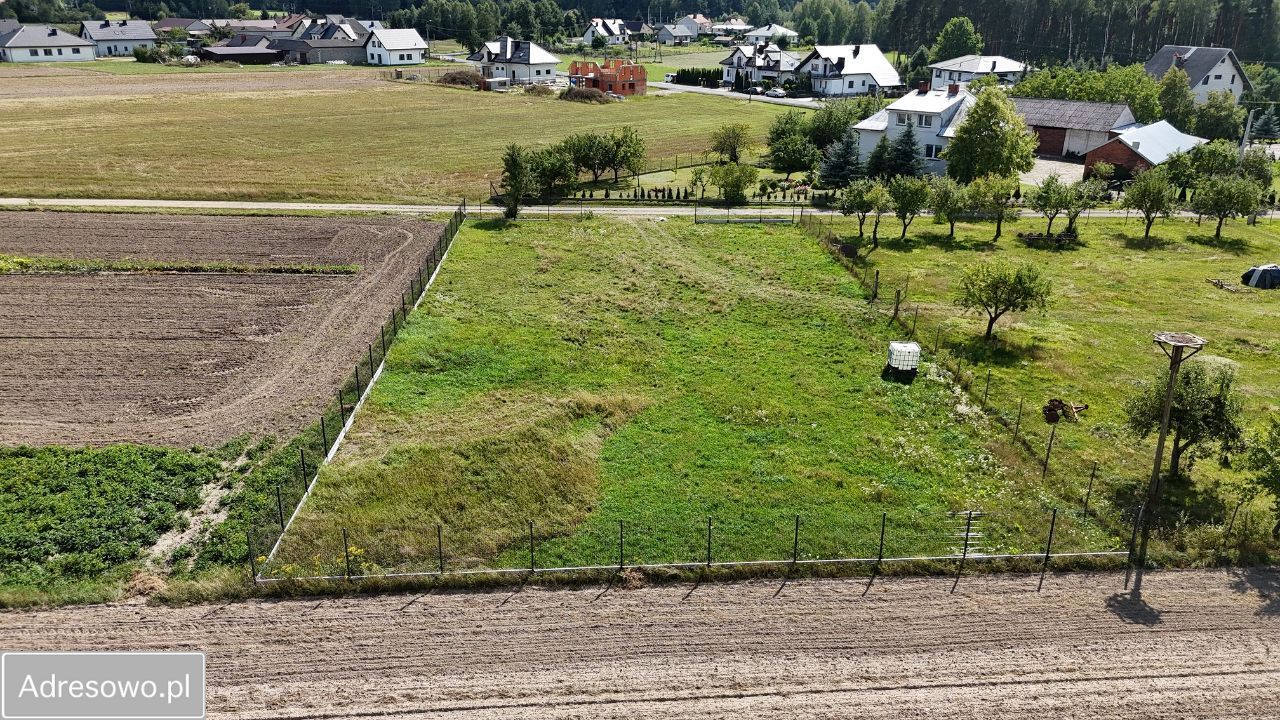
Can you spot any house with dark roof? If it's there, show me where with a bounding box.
[0,24,95,62]
[153,18,212,36]
[1084,121,1206,179]
[583,18,628,46]
[467,35,559,84]
[80,19,157,57]
[720,43,799,86]
[271,36,364,64]
[199,34,281,63]
[622,20,652,37]
[656,24,695,46]
[0,20,22,36]
[1144,45,1252,103]
[1012,97,1137,158]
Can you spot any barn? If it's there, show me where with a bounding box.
[1012,98,1137,158]
[1084,121,1206,179]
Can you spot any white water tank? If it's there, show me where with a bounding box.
[887,341,921,372]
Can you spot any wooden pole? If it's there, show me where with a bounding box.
[933,326,941,354]
[1084,462,1097,514]
[528,520,536,573]
[875,511,886,573]
[792,515,800,566]
[1014,399,1024,440]
[951,510,973,594]
[706,516,712,566]
[911,306,918,337]
[982,369,992,405]
[275,484,285,527]
[437,524,444,574]
[1038,508,1057,592]
[1042,424,1057,478]
[342,528,353,581]
[892,289,901,320]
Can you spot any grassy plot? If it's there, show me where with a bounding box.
[271,217,1116,578]
[0,83,789,204]
[835,214,1280,533]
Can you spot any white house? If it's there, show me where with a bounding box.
[928,54,1024,86]
[656,24,695,46]
[720,43,799,86]
[675,13,712,36]
[712,17,753,34]
[0,24,96,62]
[853,84,975,174]
[795,44,901,97]
[1144,45,1252,103]
[744,23,797,45]
[80,19,157,57]
[364,27,426,65]
[466,36,559,84]
[583,18,629,46]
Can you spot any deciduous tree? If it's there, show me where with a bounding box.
[967,174,1019,240]
[1027,173,1071,236]
[1120,167,1177,240]
[887,175,931,239]
[711,123,753,164]
[929,16,983,63]
[1194,90,1247,141]
[1191,175,1262,241]
[954,260,1051,340]
[928,175,967,239]
[709,163,760,203]
[499,143,534,219]
[943,87,1036,183]
[1158,67,1197,132]
[1125,363,1244,481]
[768,134,821,178]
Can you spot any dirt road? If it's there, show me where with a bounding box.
[2,569,1276,718]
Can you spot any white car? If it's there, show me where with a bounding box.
[764,87,786,98]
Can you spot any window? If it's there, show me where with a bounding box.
[917,114,933,128]
[923,144,942,159]
[43,49,52,56]
[73,48,80,54]
[1214,74,1222,80]
[934,70,941,77]
[896,112,908,125]
[57,48,63,55]
[1202,76,1209,85]
[1231,74,1236,84]
[847,79,855,89]
[30,49,39,57]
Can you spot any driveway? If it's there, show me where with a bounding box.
[1021,156,1085,185]
[649,81,823,109]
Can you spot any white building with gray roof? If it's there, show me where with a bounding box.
[1,24,96,62]
[80,19,157,57]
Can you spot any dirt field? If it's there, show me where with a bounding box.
[0,212,442,447]
[1,569,1276,718]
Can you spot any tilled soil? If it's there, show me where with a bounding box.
[0,212,442,447]
[2,569,1277,718]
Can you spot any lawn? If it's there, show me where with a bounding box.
[0,81,790,204]
[832,213,1280,530]
[75,60,452,75]
[269,217,1116,578]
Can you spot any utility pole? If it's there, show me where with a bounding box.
[1131,332,1206,597]
[1240,107,1258,163]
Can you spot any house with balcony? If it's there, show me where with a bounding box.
[794,44,900,97]
[583,18,629,46]
[928,54,1025,86]
[853,83,975,173]
[720,43,799,86]
[468,36,560,84]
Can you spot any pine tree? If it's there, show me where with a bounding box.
[1252,107,1280,140]
[887,120,924,178]
[866,134,893,179]
[818,126,864,189]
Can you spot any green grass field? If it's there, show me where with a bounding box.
[0,81,789,203]
[71,60,452,75]
[831,213,1280,526]
[269,217,1117,578]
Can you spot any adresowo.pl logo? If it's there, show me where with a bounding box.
[1,653,204,720]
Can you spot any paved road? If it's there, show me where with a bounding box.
[650,81,823,108]
[2,569,1276,719]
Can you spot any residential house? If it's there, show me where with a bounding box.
[1144,45,1252,103]
[569,58,646,95]
[675,13,712,36]
[365,27,427,65]
[467,35,559,84]
[294,15,370,42]
[720,43,798,86]
[656,24,695,46]
[80,19,157,57]
[853,84,975,173]
[622,20,652,38]
[744,23,797,45]
[928,54,1024,86]
[1012,97,1137,157]
[0,20,20,36]
[272,37,365,64]
[583,18,629,46]
[0,24,95,62]
[1084,120,1206,179]
[199,34,281,63]
[207,19,295,39]
[152,18,212,36]
[712,18,752,35]
[795,44,900,97]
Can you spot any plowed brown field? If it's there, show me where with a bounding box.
[1,569,1276,719]
[0,212,442,447]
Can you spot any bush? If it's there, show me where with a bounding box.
[559,86,611,104]
[133,45,166,63]
[437,69,483,88]
[524,83,555,97]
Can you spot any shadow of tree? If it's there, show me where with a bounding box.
[1016,234,1088,252]
[1227,566,1280,616]
[1105,592,1164,625]
[954,334,1045,367]
[1188,233,1250,254]
[1120,233,1174,250]
[881,231,997,254]
[472,217,516,231]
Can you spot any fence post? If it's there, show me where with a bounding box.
[951,510,973,594]
[436,524,444,574]
[618,520,624,571]
[1037,508,1057,592]
[353,366,362,398]
[275,484,285,528]
[1084,462,1097,513]
[875,511,887,572]
[337,390,347,426]
[319,412,330,452]
[1124,503,1145,590]
[911,306,919,337]
[1014,399,1024,440]
[871,270,879,303]
[933,326,941,354]
[528,520,535,573]
[298,447,308,483]
[368,344,376,374]
[792,515,800,566]
[342,528,353,581]
[247,531,258,585]
[706,516,713,566]
[982,369,992,406]
[1042,424,1057,478]
[892,289,901,320]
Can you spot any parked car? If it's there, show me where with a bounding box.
[746,86,764,95]
[764,87,786,98]
[663,72,677,82]
[606,91,625,101]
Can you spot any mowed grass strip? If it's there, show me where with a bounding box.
[836,215,1280,516]
[271,218,1112,577]
[0,83,791,204]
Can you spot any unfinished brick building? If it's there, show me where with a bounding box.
[567,59,647,96]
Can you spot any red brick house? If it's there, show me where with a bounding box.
[1084,121,1206,179]
[568,59,647,96]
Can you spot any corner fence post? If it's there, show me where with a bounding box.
[342,528,353,581]
[951,510,973,594]
[618,520,624,571]
[792,515,800,566]
[436,524,444,574]
[248,532,258,585]
[528,520,536,573]
[1038,508,1057,592]
[706,516,713,567]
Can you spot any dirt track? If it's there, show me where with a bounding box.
[2,569,1277,718]
[0,212,442,447]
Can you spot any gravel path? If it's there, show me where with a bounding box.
[2,568,1276,718]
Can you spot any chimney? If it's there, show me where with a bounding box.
[852,45,860,58]
[102,20,110,27]
[121,19,127,26]
[917,80,929,93]
[48,27,57,36]
[1131,141,1140,151]
[990,60,996,71]
[948,83,959,95]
